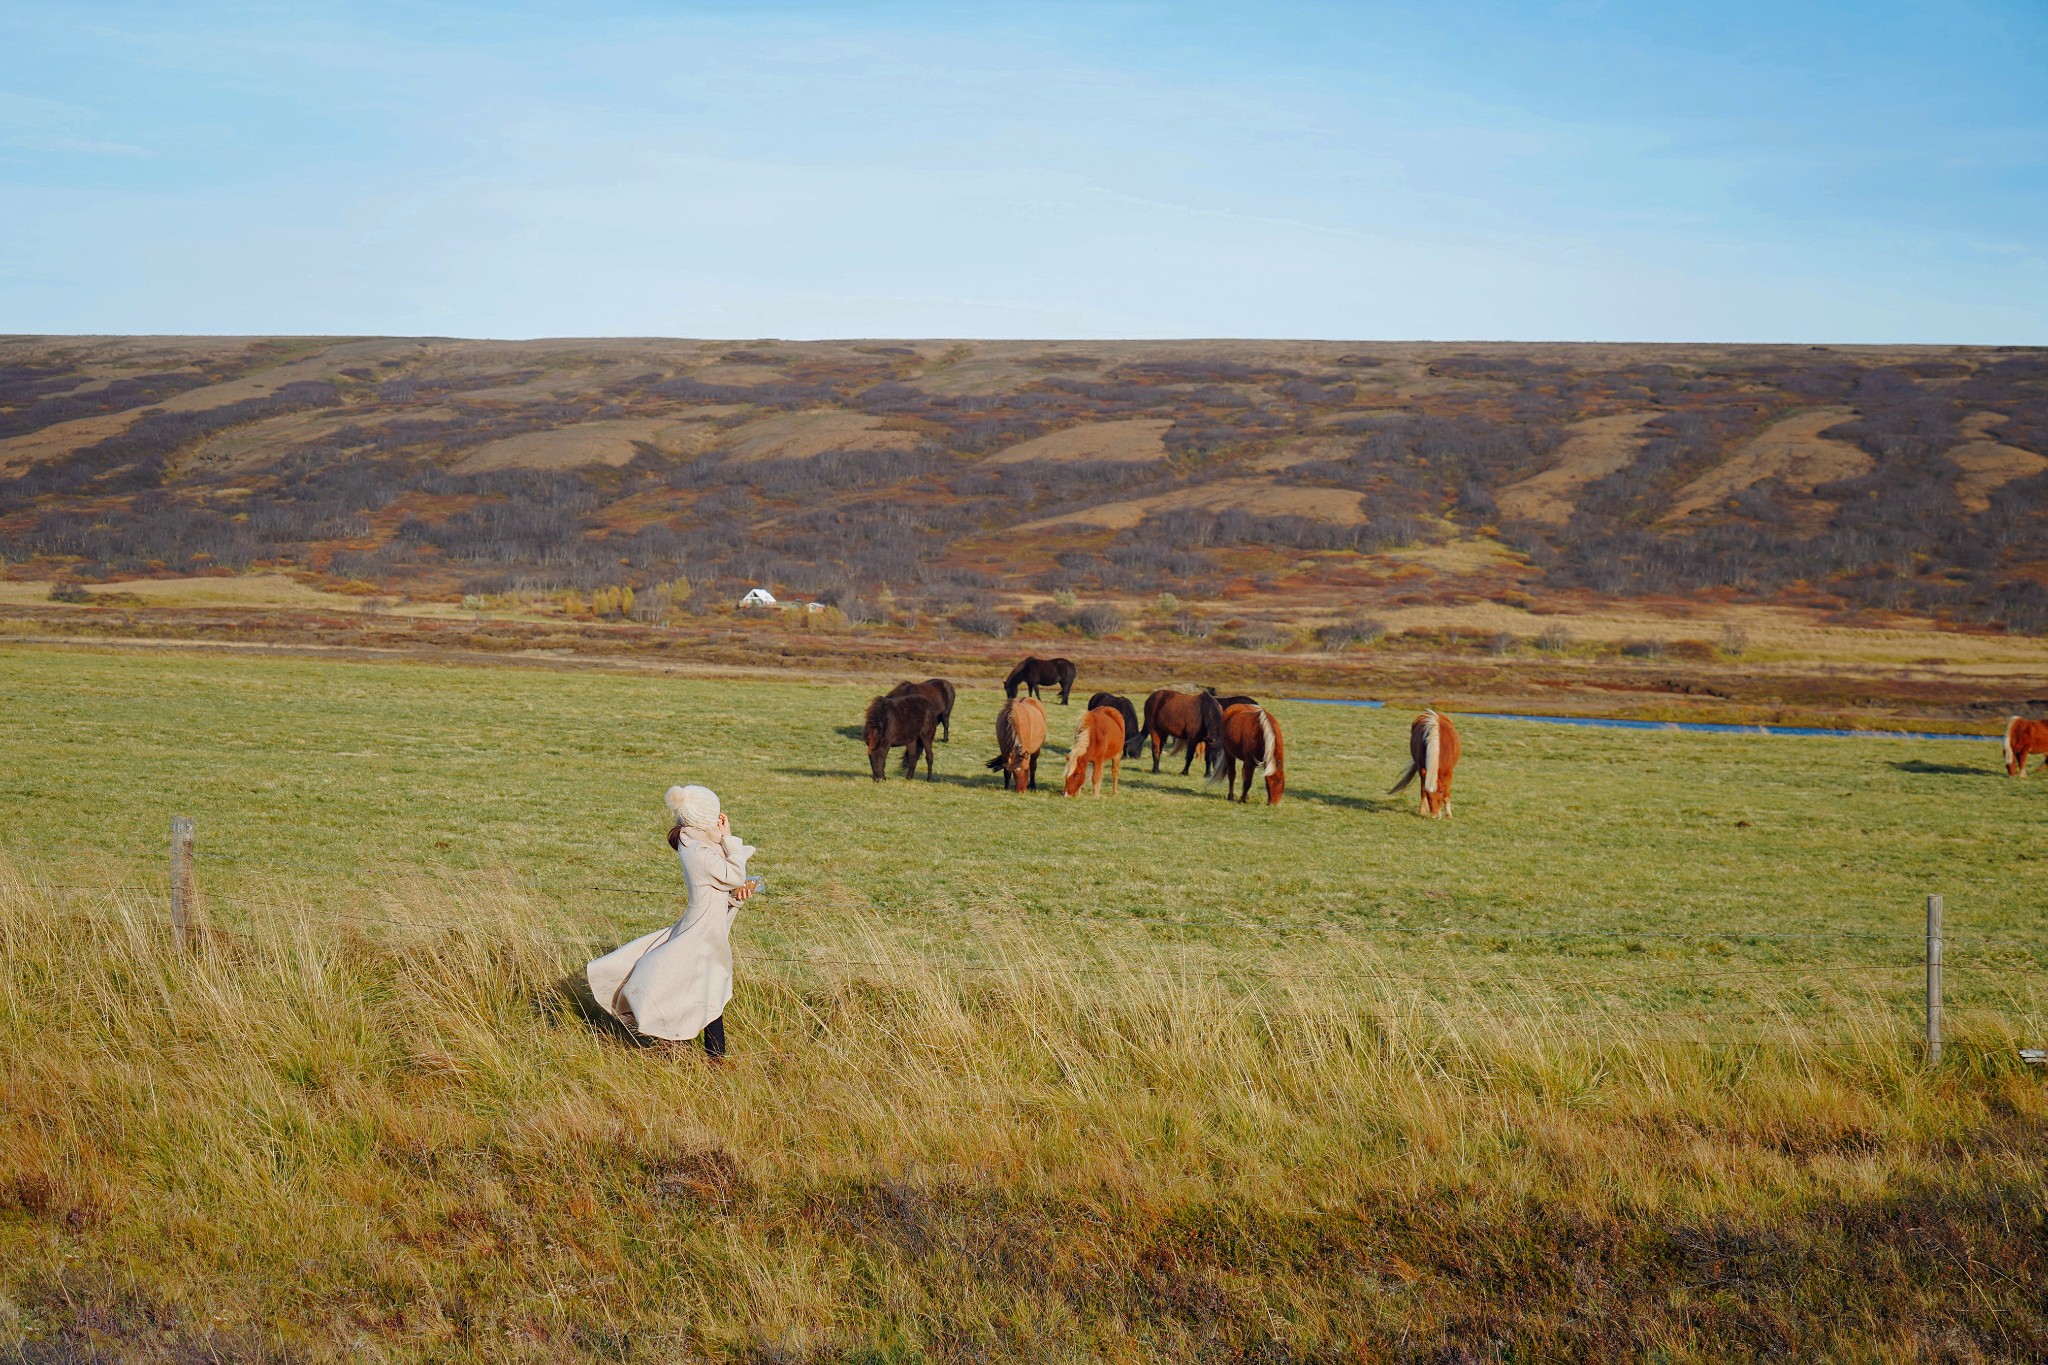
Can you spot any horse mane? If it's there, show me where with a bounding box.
[2005,716,2021,771]
[1062,711,1094,781]
[862,694,889,739]
[1257,708,1280,779]
[1421,709,1441,794]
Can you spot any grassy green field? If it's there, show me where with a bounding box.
[3,646,2046,1361]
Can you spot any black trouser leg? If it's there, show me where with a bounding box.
[702,1016,726,1058]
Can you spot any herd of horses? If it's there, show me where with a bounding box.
[860,654,1462,813]
[858,661,2048,811]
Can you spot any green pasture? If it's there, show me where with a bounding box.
[3,645,2043,1033]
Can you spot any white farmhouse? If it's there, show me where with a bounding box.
[738,587,777,609]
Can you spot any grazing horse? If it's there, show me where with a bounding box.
[1208,703,1285,804]
[886,678,957,742]
[1063,706,1126,797]
[1141,688,1226,775]
[2004,716,2048,776]
[985,696,1048,791]
[1004,655,1077,705]
[1086,692,1146,759]
[863,694,939,782]
[1389,709,1460,817]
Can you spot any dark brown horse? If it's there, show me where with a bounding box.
[1142,688,1226,775]
[1086,692,1146,759]
[1389,709,1460,817]
[1004,655,1077,705]
[2005,716,2048,776]
[1204,687,1258,711]
[887,678,957,742]
[985,696,1047,791]
[863,694,938,781]
[1209,703,1285,804]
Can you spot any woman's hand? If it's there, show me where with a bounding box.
[731,879,756,903]
[714,811,731,839]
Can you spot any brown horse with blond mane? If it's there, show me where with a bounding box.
[986,696,1048,791]
[2004,716,2048,777]
[1063,705,1126,797]
[1208,703,1284,804]
[1389,709,1459,816]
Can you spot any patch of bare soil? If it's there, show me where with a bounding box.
[1663,407,1871,523]
[1949,411,2047,513]
[717,411,921,464]
[981,419,1174,465]
[1495,412,1659,525]
[1014,478,1367,532]
[452,417,726,473]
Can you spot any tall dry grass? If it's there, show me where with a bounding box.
[3,856,2044,1362]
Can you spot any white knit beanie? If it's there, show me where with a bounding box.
[664,783,720,833]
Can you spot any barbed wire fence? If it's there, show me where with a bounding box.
[15,817,2048,1064]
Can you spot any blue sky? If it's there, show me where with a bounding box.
[1,1,2043,342]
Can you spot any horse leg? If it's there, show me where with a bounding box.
[1150,731,1162,773]
[924,735,936,780]
[1110,751,1119,795]
[1180,734,1197,776]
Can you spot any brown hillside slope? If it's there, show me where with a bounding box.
[2,336,2045,636]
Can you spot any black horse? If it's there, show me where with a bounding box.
[1204,686,1258,711]
[886,678,957,742]
[1005,655,1077,705]
[863,694,939,781]
[1086,692,1147,759]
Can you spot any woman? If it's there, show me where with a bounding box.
[587,784,758,1058]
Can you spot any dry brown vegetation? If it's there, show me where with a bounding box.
[3,334,2047,651]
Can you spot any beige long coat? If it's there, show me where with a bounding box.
[587,828,755,1041]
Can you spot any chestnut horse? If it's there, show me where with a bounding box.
[1063,705,1126,797]
[1208,703,1284,804]
[1389,709,1460,816]
[1141,688,1226,775]
[2004,716,2048,776]
[887,677,957,742]
[1086,692,1146,759]
[985,696,1048,791]
[1005,655,1077,705]
[863,693,938,782]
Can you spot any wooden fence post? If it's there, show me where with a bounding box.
[1925,894,1943,1065]
[171,816,195,953]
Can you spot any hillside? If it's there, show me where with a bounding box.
[3,335,2047,639]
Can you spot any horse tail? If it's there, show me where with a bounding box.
[1388,761,1419,795]
[1199,691,1226,774]
[988,702,1011,771]
[1204,707,1231,786]
[1421,710,1442,794]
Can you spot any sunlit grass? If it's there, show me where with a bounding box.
[4,646,2046,1359]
